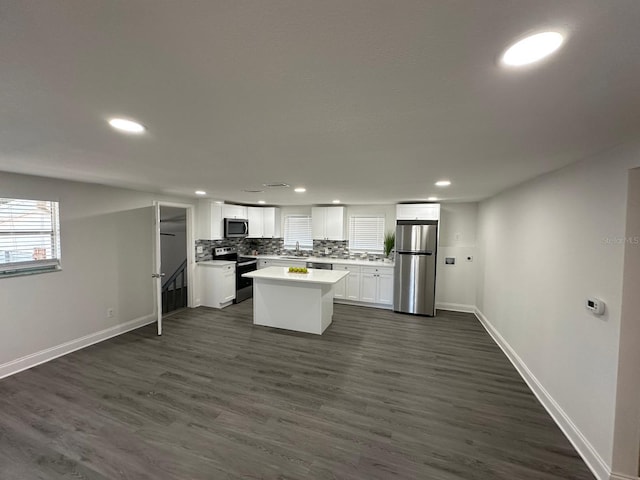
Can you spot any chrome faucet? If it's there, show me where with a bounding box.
[295,241,300,255]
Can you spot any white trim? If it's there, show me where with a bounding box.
[610,473,640,480]
[0,314,156,380]
[154,201,196,309]
[435,302,476,313]
[473,307,612,480]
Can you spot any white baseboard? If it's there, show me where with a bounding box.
[0,314,156,380]
[473,307,612,480]
[610,473,640,480]
[435,302,476,313]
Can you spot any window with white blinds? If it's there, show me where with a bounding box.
[283,215,313,250]
[0,198,61,276]
[349,215,385,253]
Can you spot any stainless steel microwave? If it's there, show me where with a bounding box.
[224,218,248,238]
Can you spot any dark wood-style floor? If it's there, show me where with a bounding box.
[0,303,594,480]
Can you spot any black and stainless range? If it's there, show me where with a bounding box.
[211,247,257,303]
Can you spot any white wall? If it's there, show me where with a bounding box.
[0,171,194,373]
[476,141,640,478]
[436,203,478,311]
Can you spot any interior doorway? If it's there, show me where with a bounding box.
[160,206,188,315]
[153,201,195,336]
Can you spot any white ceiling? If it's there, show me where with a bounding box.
[1,1,639,205]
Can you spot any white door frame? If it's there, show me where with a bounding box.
[153,200,196,335]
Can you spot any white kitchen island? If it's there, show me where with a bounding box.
[242,267,349,335]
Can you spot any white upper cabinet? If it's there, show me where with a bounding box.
[248,207,281,238]
[247,207,264,238]
[262,207,281,238]
[312,206,345,240]
[198,200,223,240]
[396,203,440,221]
[222,204,248,219]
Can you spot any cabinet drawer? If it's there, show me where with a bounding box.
[361,266,394,276]
[333,264,361,273]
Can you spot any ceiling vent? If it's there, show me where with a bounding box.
[263,182,290,188]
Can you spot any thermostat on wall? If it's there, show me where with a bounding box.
[585,297,605,316]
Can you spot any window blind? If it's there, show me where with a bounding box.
[283,215,312,250]
[349,215,385,253]
[0,198,61,275]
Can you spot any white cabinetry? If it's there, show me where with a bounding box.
[247,207,281,238]
[359,266,394,306]
[223,204,248,219]
[247,207,264,238]
[262,207,281,238]
[198,200,223,240]
[396,203,440,221]
[333,264,361,301]
[312,206,345,240]
[200,263,236,308]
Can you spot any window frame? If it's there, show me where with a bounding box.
[283,214,313,251]
[0,198,62,278]
[348,214,386,254]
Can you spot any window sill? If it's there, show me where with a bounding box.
[0,266,62,279]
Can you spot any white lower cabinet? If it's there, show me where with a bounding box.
[200,263,236,308]
[333,263,393,308]
[377,272,394,305]
[360,271,377,303]
[333,264,360,301]
[361,266,394,305]
[346,272,361,301]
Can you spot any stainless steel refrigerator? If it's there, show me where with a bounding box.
[393,220,438,316]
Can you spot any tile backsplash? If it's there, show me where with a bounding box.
[195,237,283,261]
[196,237,387,262]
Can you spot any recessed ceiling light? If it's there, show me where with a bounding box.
[427,197,438,201]
[332,200,341,204]
[294,187,306,193]
[195,190,207,196]
[435,180,451,187]
[108,117,145,134]
[501,31,564,66]
[258,200,266,204]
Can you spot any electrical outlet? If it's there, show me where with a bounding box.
[196,245,203,254]
[106,308,114,318]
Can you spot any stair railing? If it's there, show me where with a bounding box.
[162,259,187,313]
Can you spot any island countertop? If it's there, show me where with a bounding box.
[243,266,348,285]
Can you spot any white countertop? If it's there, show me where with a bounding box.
[243,266,349,284]
[247,255,394,267]
[197,260,236,267]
